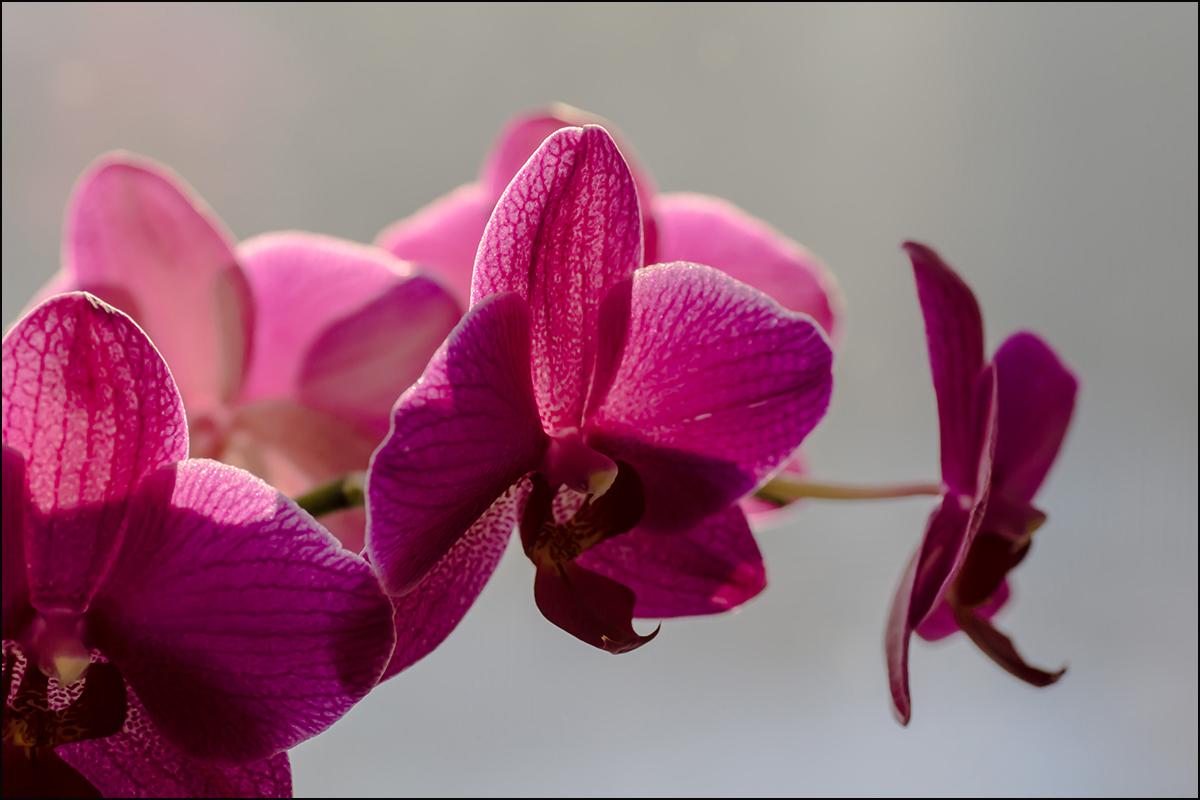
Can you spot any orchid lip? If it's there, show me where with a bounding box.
[24,609,91,685]
[538,429,618,498]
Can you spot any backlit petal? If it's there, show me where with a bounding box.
[2,294,186,612]
[367,293,545,596]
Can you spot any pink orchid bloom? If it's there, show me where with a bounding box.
[2,293,395,797]
[886,242,1078,725]
[367,126,833,660]
[28,154,462,552]
[376,105,844,513]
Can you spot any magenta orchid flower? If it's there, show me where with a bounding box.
[886,242,1078,725]
[2,293,395,797]
[27,154,461,552]
[376,105,844,515]
[367,125,833,661]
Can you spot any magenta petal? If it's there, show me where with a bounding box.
[64,155,249,411]
[298,275,461,440]
[653,193,844,341]
[534,560,658,654]
[59,684,291,798]
[575,504,765,618]
[473,125,643,432]
[3,446,32,638]
[885,548,920,726]
[375,182,491,309]
[2,294,187,612]
[367,292,545,596]
[585,263,833,530]
[953,602,1066,688]
[237,232,419,405]
[905,241,986,492]
[381,480,529,681]
[991,332,1079,503]
[915,579,1011,642]
[93,459,395,763]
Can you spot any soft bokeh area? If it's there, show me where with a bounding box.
[4,3,1196,796]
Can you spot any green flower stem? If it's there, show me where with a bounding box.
[293,472,367,518]
[755,476,943,505]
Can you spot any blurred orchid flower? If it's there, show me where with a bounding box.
[377,105,844,516]
[27,154,462,552]
[886,242,1077,725]
[2,293,395,797]
[368,126,832,660]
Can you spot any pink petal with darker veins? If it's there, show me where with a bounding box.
[585,263,832,532]
[472,125,643,432]
[991,332,1079,504]
[653,192,843,341]
[2,294,187,612]
[905,242,986,493]
[367,292,546,597]
[375,183,492,309]
[64,155,252,412]
[575,504,765,618]
[91,458,395,764]
[381,480,530,680]
[59,682,291,798]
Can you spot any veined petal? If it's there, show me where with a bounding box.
[367,292,545,596]
[59,683,291,798]
[472,125,643,432]
[2,446,32,639]
[575,504,765,618]
[375,183,493,309]
[381,480,529,681]
[585,263,832,532]
[905,242,986,493]
[92,459,395,764]
[237,232,422,405]
[991,332,1079,503]
[63,154,251,411]
[2,294,187,612]
[653,193,843,342]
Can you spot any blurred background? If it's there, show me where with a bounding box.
[3,3,1196,796]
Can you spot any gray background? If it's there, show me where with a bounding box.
[3,3,1196,796]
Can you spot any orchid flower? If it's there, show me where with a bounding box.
[27,154,461,552]
[2,293,395,797]
[367,125,832,659]
[376,105,844,515]
[886,242,1078,725]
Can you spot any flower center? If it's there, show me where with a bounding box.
[24,611,89,686]
[538,430,618,498]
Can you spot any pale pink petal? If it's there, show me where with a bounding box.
[2,445,32,638]
[375,182,492,308]
[2,294,187,612]
[654,192,843,341]
[585,263,832,532]
[93,459,395,763]
[991,332,1079,504]
[367,292,545,596]
[64,154,250,411]
[472,125,643,432]
[237,232,419,404]
[906,241,987,493]
[298,274,461,440]
[576,504,765,618]
[59,683,290,798]
[381,480,529,680]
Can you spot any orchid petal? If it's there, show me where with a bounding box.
[991,332,1079,503]
[2,294,187,612]
[952,601,1066,687]
[915,579,1011,642]
[905,241,986,492]
[298,274,461,440]
[92,459,395,764]
[534,560,658,654]
[575,505,765,618]
[367,292,545,596]
[59,684,291,798]
[585,263,832,532]
[381,480,529,681]
[472,125,643,432]
[237,232,418,405]
[2,446,32,639]
[375,183,493,310]
[3,743,102,797]
[885,548,920,726]
[739,453,807,520]
[654,192,843,341]
[64,155,251,411]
